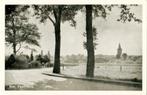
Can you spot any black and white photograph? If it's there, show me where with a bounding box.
[4,3,144,92]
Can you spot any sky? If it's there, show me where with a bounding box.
[5,5,142,56]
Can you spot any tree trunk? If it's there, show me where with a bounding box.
[12,17,17,55]
[85,5,95,77]
[53,23,61,73]
[12,42,16,55]
[53,6,62,74]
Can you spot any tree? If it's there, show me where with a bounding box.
[30,50,34,61]
[32,5,141,77]
[36,54,43,64]
[84,5,113,77]
[85,5,95,77]
[122,53,128,60]
[84,5,141,77]
[117,5,142,23]
[5,5,40,55]
[43,55,50,64]
[33,5,80,73]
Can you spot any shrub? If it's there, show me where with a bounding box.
[11,55,29,69]
[5,56,11,69]
[46,62,53,67]
[131,78,142,82]
[135,57,142,64]
[28,61,42,68]
[5,54,16,69]
[5,54,29,69]
[43,55,50,63]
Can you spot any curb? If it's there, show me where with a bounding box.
[42,73,142,87]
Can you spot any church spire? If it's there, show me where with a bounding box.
[118,43,122,50]
[116,43,122,59]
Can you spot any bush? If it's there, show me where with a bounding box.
[11,55,29,69]
[28,61,42,68]
[131,78,142,82]
[135,57,142,64]
[5,55,13,69]
[46,62,53,67]
[5,54,29,69]
[5,54,16,69]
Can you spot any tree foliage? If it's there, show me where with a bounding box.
[32,5,82,27]
[122,53,128,60]
[83,27,98,50]
[5,5,40,54]
[117,5,142,23]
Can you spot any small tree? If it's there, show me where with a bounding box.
[122,53,128,60]
[43,55,50,64]
[30,50,34,61]
[36,54,43,64]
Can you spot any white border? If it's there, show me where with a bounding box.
[0,0,146,95]
[0,0,145,4]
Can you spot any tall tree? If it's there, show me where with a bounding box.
[85,5,95,77]
[84,5,141,77]
[33,5,80,73]
[5,5,40,55]
[84,5,111,77]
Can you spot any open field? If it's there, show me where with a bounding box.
[61,63,142,80]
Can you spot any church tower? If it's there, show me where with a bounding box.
[116,43,122,59]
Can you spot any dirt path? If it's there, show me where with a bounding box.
[5,68,66,86]
[5,68,142,90]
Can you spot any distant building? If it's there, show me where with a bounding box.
[116,43,122,59]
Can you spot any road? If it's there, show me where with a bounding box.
[5,68,141,90]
